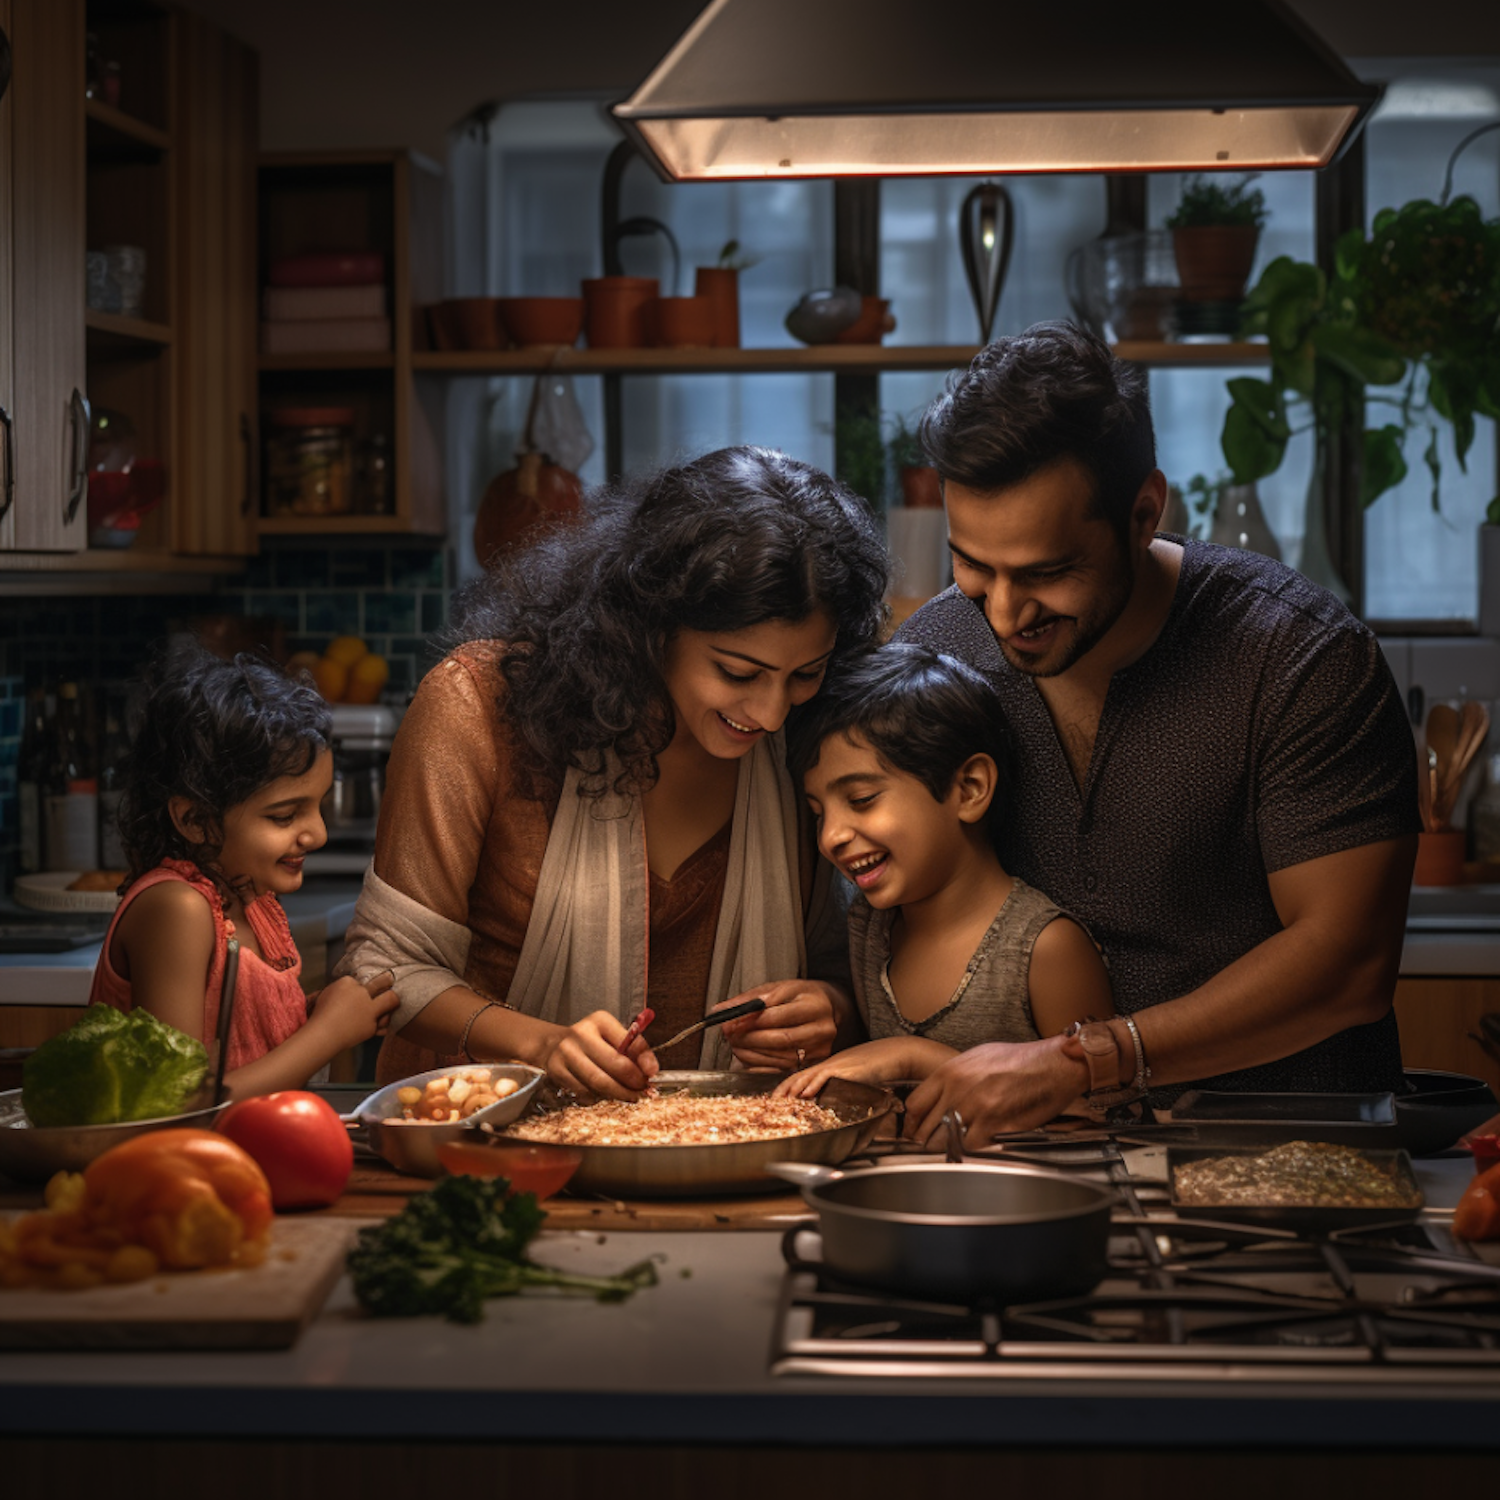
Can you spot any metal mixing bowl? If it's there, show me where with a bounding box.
[0,1088,230,1184]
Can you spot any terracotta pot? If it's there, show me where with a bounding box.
[497,296,583,349]
[1171,226,1259,304]
[473,451,583,569]
[1413,828,1467,888]
[445,296,507,351]
[834,296,896,344]
[693,266,740,348]
[582,276,658,349]
[899,465,943,509]
[650,295,716,349]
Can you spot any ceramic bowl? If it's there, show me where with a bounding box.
[784,286,862,345]
[498,296,584,348]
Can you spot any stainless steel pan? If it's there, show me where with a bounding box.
[771,1159,1117,1302]
[500,1070,899,1198]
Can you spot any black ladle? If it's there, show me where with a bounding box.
[212,937,240,1105]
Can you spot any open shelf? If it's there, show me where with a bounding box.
[86,310,172,347]
[410,340,1271,377]
[85,98,172,155]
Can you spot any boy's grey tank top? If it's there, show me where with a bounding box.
[849,879,1070,1049]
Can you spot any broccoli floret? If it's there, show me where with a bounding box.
[347,1175,657,1324]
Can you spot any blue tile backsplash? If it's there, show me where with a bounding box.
[0,541,454,863]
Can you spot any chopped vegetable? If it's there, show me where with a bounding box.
[22,1004,208,1127]
[1453,1162,1500,1242]
[347,1174,656,1324]
[0,1128,272,1290]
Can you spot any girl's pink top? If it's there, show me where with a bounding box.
[89,859,308,1072]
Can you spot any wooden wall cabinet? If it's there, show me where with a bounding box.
[0,0,258,577]
[0,0,89,555]
[256,150,445,538]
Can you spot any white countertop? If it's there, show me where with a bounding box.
[0,1155,1494,1450]
[0,879,363,1005]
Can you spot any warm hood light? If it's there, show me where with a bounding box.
[613,0,1381,180]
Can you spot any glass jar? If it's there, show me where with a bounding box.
[354,433,394,515]
[264,408,355,517]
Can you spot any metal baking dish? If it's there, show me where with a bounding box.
[350,1064,544,1178]
[0,1087,229,1184]
[499,1070,899,1198]
[1166,1144,1424,1233]
[1166,1089,1402,1149]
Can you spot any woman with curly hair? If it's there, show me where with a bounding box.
[89,644,398,1096]
[340,445,890,1096]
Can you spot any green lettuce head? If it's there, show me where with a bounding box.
[22,1005,209,1127]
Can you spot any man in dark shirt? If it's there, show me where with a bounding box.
[896,322,1420,1145]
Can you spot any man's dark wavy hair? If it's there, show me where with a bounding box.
[786,642,1010,837]
[447,445,890,798]
[920,319,1156,540]
[115,642,332,897]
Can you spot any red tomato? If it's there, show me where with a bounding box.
[216,1091,353,1210]
[435,1140,581,1200]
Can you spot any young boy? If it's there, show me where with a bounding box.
[780,642,1113,1095]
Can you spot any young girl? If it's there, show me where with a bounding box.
[90,645,398,1098]
[779,642,1113,1097]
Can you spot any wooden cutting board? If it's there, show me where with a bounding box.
[0,1215,356,1351]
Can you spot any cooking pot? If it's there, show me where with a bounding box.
[771,1159,1116,1302]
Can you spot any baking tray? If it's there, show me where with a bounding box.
[1166,1088,1401,1149]
[1166,1144,1424,1233]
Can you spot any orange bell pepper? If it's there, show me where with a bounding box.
[81,1128,274,1269]
[1452,1161,1500,1243]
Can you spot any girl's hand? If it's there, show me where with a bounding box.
[309,970,399,1049]
[541,1010,658,1101]
[775,1037,957,1099]
[717,979,845,1071]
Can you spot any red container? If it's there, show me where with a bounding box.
[268,251,386,289]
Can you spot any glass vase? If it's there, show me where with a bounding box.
[1208,481,1281,560]
[1295,441,1351,604]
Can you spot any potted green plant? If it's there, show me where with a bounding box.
[887,413,941,508]
[1220,192,1500,599]
[1166,173,1269,304]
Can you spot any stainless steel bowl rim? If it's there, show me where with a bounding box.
[0,1087,229,1137]
[352,1062,544,1128]
[800,1160,1119,1227]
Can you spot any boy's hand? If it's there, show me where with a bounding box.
[775,1036,958,1098]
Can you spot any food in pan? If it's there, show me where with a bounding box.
[503,1089,843,1147]
[392,1068,521,1123]
[66,869,126,892]
[1172,1140,1422,1210]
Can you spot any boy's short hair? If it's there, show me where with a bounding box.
[787,642,1009,806]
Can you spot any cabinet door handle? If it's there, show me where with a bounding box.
[0,404,13,526]
[239,410,255,517]
[64,387,90,525]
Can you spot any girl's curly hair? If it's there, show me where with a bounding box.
[447,445,890,797]
[115,642,332,898]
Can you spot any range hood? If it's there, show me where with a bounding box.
[613,0,1381,180]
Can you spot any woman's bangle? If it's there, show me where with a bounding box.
[459,1000,501,1062]
[1122,1014,1151,1092]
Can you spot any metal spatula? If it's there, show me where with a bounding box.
[655,996,766,1052]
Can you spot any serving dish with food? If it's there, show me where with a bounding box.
[1166,1140,1424,1233]
[348,1064,544,1178]
[487,1070,899,1197]
[12,871,123,914]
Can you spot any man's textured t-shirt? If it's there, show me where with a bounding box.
[897,539,1420,1099]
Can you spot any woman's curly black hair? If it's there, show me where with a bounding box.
[115,642,332,898]
[447,445,890,798]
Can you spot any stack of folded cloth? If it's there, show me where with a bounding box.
[261,252,391,355]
